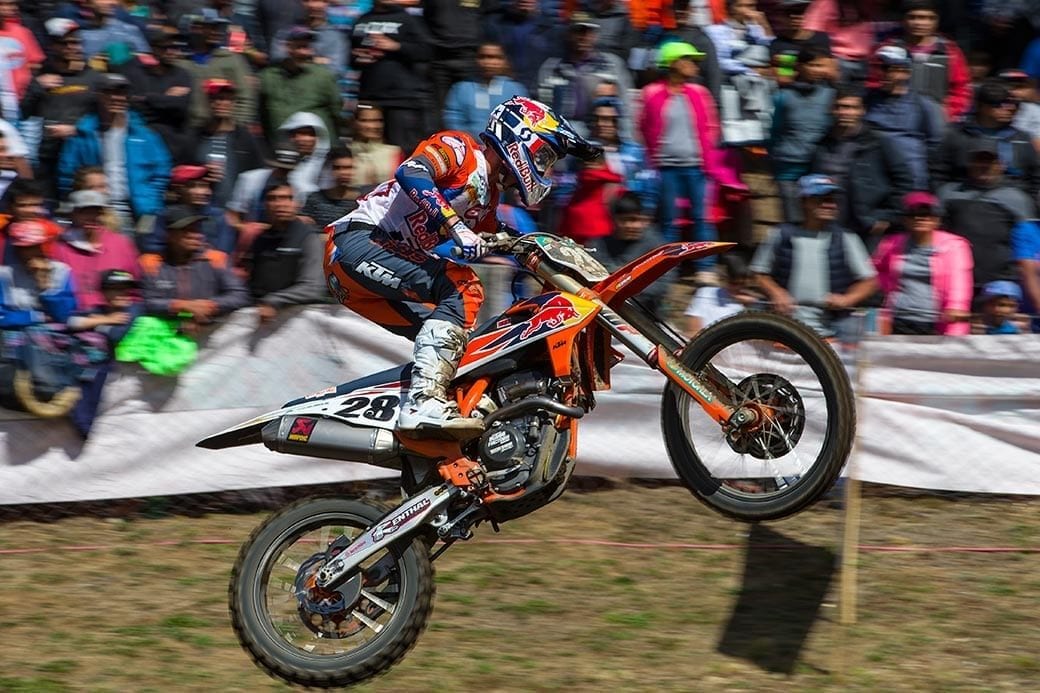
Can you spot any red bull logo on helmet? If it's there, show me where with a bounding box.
[514,97,559,131]
[520,295,580,339]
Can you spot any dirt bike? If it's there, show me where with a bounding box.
[197,232,856,688]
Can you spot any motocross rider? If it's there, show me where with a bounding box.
[324,97,601,435]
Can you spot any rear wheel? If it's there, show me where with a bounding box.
[229,497,434,687]
[661,311,856,521]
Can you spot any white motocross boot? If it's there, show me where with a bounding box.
[397,320,484,438]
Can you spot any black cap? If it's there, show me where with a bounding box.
[100,269,139,290]
[165,205,207,231]
[267,148,301,170]
[147,27,180,47]
[977,79,1012,106]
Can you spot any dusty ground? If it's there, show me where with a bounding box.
[1,482,1038,692]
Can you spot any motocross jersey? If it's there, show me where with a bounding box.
[333,131,500,263]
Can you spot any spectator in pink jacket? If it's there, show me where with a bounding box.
[639,42,738,284]
[872,191,973,336]
[51,190,141,311]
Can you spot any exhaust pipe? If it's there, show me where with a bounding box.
[262,416,400,469]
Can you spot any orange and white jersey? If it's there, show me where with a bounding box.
[332,131,500,263]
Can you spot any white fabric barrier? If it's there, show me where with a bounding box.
[2,306,1039,504]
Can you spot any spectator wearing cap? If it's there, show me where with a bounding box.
[639,42,730,283]
[864,43,945,190]
[978,280,1023,334]
[259,26,343,144]
[68,164,127,235]
[443,41,528,139]
[244,180,326,324]
[0,219,76,328]
[351,0,434,153]
[67,268,141,349]
[147,166,234,254]
[752,174,878,340]
[192,78,265,210]
[178,9,256,129]
[0,179,62,264]
[20,18,102,197]
[301,146,360,230]
[872,191,973,335]
[768,44,835,223]
[271,0,345,78]
[51,189,140,310]
[422,0,486,123]
[57,72,172,228]
[537,11,633,140]
[670,0,724,102]
[350,102,403,189]
[122,27,194,163]
[225,147,300,240]
[0,0,44,118]
[811,84,913,252]
[704,0,774,79]
[866,0,971,122]
[938,139,1038,295]
[1001,69,1040,151]
[485,0,563,96]
[72,0,149,66]
[933,79,1040,203]
[140,207,249,335]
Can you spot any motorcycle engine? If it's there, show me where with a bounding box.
[476,371,554,493]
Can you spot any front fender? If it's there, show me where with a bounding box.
[593,241,735,308]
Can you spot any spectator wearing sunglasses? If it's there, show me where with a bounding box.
[933,79,1040,205]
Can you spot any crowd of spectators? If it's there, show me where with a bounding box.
[1,0,1040,434]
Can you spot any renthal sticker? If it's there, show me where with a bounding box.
[287,417,318,443]
[372,497,432,541]
[429,145,452,175]
[357,260,402,289]
[441,135,467,165]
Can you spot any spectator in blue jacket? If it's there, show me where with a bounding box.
[768,44,835,223]
[0,220,76,328]
[443,42,527,138]
[864,44,946,190]
[57,72,172,227]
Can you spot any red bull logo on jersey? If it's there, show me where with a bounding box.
[519,295,580,339]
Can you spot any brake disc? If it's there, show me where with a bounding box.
[726,373,806,459]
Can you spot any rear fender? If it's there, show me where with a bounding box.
[593,241,735,308]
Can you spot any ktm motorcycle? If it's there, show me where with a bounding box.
[197,232,855,687]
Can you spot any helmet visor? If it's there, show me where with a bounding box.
[530,143,558,177]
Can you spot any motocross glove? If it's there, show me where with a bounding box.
[449,220,487,260]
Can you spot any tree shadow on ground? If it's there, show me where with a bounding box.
[717,523,836,674]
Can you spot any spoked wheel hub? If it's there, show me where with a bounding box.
[294,552,365,638]
[725,373,806,459]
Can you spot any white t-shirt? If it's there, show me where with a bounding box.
[685,286,746,327]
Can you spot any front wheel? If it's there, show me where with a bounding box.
[229,497,435,688]
[662,311,856,522]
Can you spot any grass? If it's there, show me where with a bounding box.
[0,483,1038,691]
